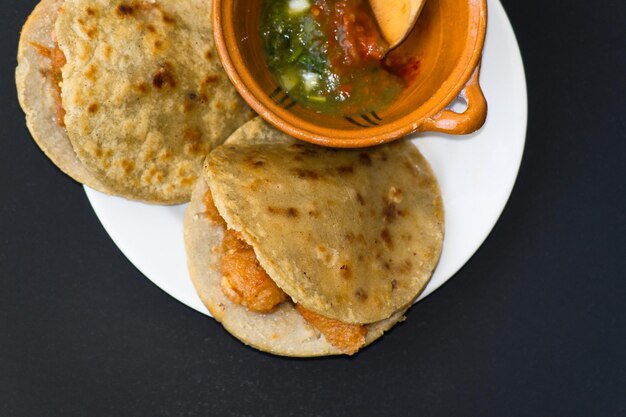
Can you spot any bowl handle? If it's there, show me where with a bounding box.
[419,63,487,135]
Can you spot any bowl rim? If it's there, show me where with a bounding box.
[213,0,488,148]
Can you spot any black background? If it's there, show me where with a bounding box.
[2,1,625,416]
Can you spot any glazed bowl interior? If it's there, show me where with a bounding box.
[215,0,486,147]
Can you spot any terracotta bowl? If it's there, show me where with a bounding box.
[214,0,488,148]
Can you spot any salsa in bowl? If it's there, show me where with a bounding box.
[261,0,417,115]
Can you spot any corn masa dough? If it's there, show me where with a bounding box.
[56,0,252,203]
[205,118,444,324]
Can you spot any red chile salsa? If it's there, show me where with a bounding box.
[261,0,407,114]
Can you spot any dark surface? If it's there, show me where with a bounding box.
[2,1,625,416]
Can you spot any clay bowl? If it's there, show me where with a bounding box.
[214,0,488,148]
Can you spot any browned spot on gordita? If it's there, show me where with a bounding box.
[184,128,201,142]
[87,103,99,114]
[180,176,195,187]
[182,129,202,156]
[159,148,173,162]
[134,81,148,93]
[205,50,214,61]
[340,264,352,279]
[291,168,320,180]
[356,192,365,206]
[382,201,398,223]
[268,207,299,217]
[288,143,318,156]
[380,228,393,248]
[161,12,176,24]
[245,156,265,168]
[86,7,97,16]
[86,27,98,38]
[116,4,134,16]
[388,186,403,203]
[153,63,176,89]
[336,166,354,175]
[121,159,135,174]
[358,152,372,166]
[103,45,113,60]
[146,24,156,33]
[355,288,368,300]
[308,209,319,218]
[203,74,219,85]
[391,279,398,290]
[184,141,203,156]
[403,160,418,177]
[84,64,97,80]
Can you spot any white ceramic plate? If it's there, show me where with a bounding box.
[85,0,527,316]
